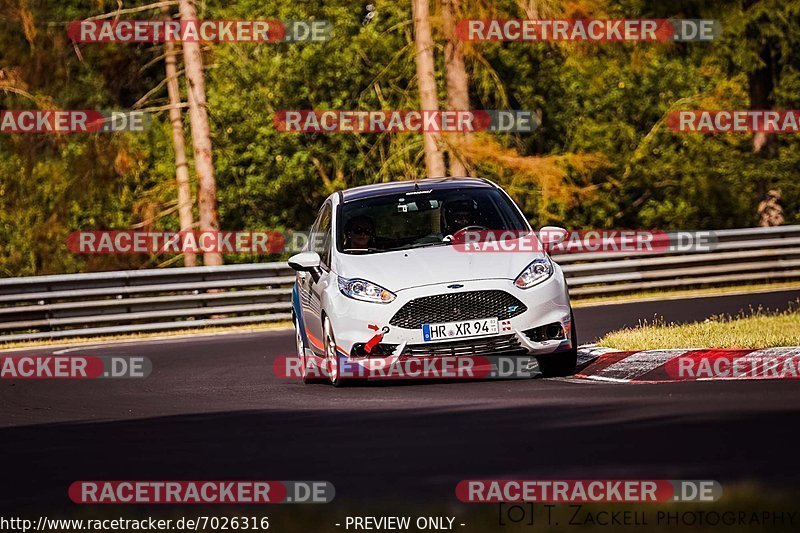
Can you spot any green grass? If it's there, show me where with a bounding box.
[598,304,800,350]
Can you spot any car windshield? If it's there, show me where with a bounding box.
[337,187,530,254]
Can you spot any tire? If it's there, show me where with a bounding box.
[323,316,347,387]
[535,309,578,377]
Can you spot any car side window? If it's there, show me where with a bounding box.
[308,206,325,253]
[317,202,333,268]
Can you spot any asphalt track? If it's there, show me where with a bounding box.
[1,289,799,510]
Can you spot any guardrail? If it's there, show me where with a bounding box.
[0,264,295,343]
[1,226,798,343]
[555,225,800,296]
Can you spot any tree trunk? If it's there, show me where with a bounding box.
[749,40,778,206]
[441,0,468,177]
[178,0,223,265]
[163,5,196,267]
[412,0,446,177]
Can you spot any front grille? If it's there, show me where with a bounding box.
[401,334,525,357]
[389,290,527,329]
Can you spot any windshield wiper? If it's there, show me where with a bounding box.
[394,241,453,251]
[344,247,384,254]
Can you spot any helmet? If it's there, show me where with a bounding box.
[442,198,478,235]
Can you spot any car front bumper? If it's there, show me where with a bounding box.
[326,271,573,363]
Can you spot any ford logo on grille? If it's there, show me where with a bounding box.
[447,284,464,289]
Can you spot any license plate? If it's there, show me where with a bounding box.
[422,317,499,342]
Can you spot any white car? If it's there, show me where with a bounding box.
[289,177,577,385]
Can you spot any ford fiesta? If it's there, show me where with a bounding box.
[288,177,577,385]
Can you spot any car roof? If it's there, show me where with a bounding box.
[339,177,496,203]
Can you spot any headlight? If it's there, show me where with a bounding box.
[514,257,553,289]
[337,276,396,303]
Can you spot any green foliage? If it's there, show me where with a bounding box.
[1,0,799,275]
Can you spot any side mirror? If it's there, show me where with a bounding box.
[538,226,568,248]
[288,251,322,282]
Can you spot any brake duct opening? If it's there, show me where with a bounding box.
[523,322,566,343]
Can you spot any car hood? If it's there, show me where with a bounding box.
[333,244,547,292]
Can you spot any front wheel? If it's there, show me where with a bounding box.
[535,310,578,377]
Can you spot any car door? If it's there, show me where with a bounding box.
[303,201,333,355]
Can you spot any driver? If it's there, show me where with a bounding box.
[344,215,375,250]
[441,198,479,236]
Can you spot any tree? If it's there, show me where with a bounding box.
[743,0,780,204]
[412,0,446,177]
[162,5,196,267]
[441,0,469,176]
[178,0,223,265]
